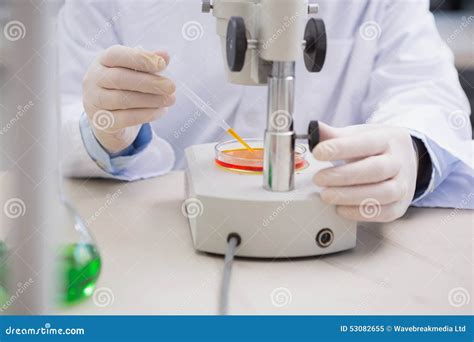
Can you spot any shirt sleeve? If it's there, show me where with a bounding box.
[361,0,473,208]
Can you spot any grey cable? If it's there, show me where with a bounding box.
[218,235,239,315]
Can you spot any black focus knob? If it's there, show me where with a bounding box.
[226,16,247,72]
[308,120,320,152]
[304,18,327,73]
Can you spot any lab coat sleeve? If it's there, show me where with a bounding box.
[58,0,175,180]
[361,0,473,208]
[79,114,175,181]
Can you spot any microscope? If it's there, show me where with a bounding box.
[185,0,357,258]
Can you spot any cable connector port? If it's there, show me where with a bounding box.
[227,233,241,247]
[316,228,334,248]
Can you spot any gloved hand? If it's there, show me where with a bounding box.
[313,122,419,222]
[82,45,176,153]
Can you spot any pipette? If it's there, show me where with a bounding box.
[179,82,254,152]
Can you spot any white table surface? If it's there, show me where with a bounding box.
[58,172,473,315]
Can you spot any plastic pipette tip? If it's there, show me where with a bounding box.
[227,128,255,152]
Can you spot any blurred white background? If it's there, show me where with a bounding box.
[0,0,472,130]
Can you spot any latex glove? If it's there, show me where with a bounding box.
[83,45,176,153]
[313,122,418,222]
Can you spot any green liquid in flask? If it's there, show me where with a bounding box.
[0,241,8,305]
[59,243,101,305]
[0,241,101,306]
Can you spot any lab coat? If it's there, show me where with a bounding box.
[58,0,473,208]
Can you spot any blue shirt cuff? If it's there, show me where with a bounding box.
[109,124,152,158]
[79,113,153,176]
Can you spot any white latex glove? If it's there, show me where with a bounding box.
[313,122,418,222]
[83,45,176,153]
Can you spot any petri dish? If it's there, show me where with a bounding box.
[215,139,308,174]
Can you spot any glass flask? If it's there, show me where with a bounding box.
[0,175,17,310]
[0,238,8,307]
[57,201,102,305]
[0,200,101,308]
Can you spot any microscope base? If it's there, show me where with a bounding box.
[185,143,357,258]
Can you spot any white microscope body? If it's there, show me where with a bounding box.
[185,0,357,258]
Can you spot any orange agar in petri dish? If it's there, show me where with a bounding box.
[215,139,307,174]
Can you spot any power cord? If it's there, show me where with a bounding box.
[218,233,241,315]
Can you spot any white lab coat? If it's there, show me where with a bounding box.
[58,0,473,208]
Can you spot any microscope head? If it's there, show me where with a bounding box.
[202,0,327,192]
[202,0,326,86]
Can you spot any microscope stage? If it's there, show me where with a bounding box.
[185,143,357,258]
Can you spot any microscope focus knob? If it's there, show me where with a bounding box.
[226,16,247,72]
[307,120,320,152]
[304,18,327,73]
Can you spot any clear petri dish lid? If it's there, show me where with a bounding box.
[215,138,307,174]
